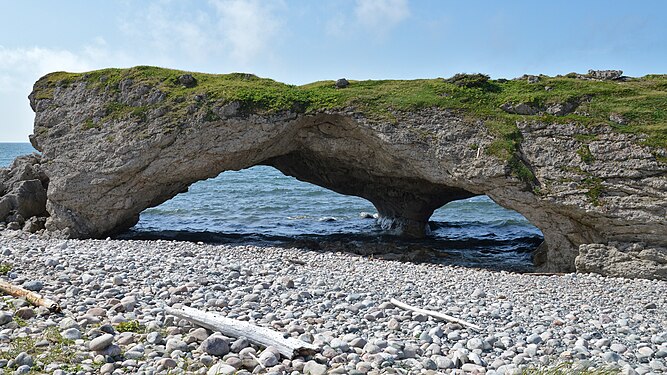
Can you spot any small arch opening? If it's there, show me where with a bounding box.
[123,166,543,271]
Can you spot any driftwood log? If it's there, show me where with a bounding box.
[164,305,318,359]
[390,298,482,331]
[0,280,61,312]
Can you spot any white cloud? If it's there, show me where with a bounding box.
[209,0,283,63]
[0,46,93,92]
[118,0,283,67]
[355,0,410,36]
[119,3,216,64]
[0,43,124,142]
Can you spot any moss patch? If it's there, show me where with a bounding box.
[577,145,595,164]
[0,263,11,275]
[115,320,145,333]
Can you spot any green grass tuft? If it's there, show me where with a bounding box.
[116,320,145,333]
[522,362,619,375]
[577,145,595,164]
[0,263,12,275]
[582,176,604,206]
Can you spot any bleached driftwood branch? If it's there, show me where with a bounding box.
[390,298,482,332]
[0,280,61,312]
[164,305,318,359]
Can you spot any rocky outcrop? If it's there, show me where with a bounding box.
[22,68,667,279]
[576,244,666,280]
[0,154,49,232]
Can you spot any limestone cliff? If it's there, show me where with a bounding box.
[20,67,667,279]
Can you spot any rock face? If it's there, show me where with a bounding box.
[0,154,49,231]
[23,68,667,279]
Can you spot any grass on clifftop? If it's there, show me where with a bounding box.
[33,66,667,153]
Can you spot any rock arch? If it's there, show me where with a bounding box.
[26,69,667,278]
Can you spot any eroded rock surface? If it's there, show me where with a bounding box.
[0,154,49,232]
[22,70,667,279]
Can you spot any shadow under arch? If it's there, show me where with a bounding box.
[119,165,544,272]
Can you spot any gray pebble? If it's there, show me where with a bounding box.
[21,280,43,291]
[89,333,114,351]
[14,352,33,367]
[166,338,189,353]
[60,328,81,340]
[0,312,12,326]
[303,360,327,375]
[231,336,249,352]
[259,349,279,367]
[467,337,484,350]
[207,363,237,375]
[100,363,115,374]
[201,335,229,356]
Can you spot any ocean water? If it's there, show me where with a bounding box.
[1,142,543,271]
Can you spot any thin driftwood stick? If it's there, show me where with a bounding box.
[525,272,566,276]
[164,305,318,359]
[390,298,482,332]
[0,280,61,312]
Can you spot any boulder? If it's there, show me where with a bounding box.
[0,154,48,225]
[587,69,623,80]
[576,244,667,280]
[335,78,349,89]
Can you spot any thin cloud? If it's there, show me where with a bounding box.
[119,2,217,64]
[209,0,284,63]
[0,45,100,141]
[119,0,284,66]
[0,46,94,93]
[355,0,410,36]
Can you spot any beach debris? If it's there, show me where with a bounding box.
[0,279,61,312]
[389,298,482,331]
[164,305,319,359]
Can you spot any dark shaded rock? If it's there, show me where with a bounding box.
[0,154,49,225]
[7,222,21,230]
[178,74,197,87]
[500,102,541,115]
[546,101,579,116]
[22,280,44,292]
[23,217,46,233]
[335,78,349,89]
[609,113,628,125]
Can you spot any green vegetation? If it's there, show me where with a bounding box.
[13,316,27,327]
[522,362,619,375]
[445,73,492,89]
[577,145,595,164]
[115,319,145,333]
[82,119,98,130]
[582,176,604,206]
[0,263,12,275]
[0,326,82,374]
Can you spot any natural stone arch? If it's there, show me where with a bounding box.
[27,68,667,278]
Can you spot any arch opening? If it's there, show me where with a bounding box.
[122,166,544,271]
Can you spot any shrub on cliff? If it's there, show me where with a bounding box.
[445,73,491,89]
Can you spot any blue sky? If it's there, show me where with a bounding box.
[2,0,666,141]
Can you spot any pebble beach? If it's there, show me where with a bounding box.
[0,231,666,375]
